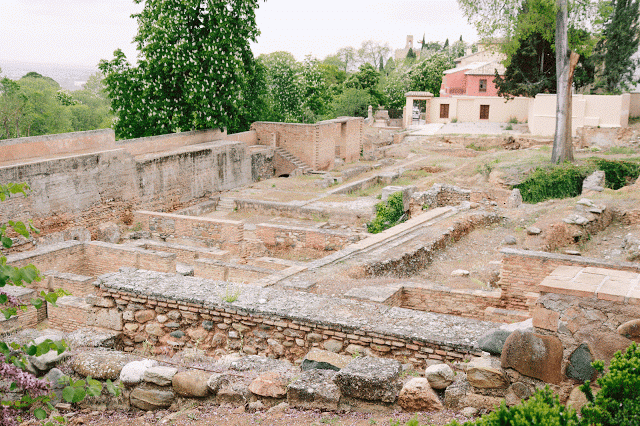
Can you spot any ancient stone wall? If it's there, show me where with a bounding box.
[133,211,244,252]
[498,248,640,313]
[89,269,500,368]
[249,146,275,181]
[0,129,116,163]
[0,139,252,242]
[255,224,359,251]
[48,297,91,332]
[252,122,318,169]
[116,129,225,156]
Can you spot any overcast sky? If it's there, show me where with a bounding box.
[0,0,478,68]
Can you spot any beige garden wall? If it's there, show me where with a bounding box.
[528,93,630,137]
[429,96,531,124]
[630,93,640,117]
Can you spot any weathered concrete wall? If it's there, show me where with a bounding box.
[249,146,275,181]
[92,269,500,367]
[0,129,116,163]
[116,128,226,156]
[0,139,251,240]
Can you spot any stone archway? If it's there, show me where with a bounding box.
[404,91,434,128]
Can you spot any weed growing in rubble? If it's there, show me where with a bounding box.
[222,284,241,303]
[366,192,406,234]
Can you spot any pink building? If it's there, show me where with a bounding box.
[440,49,506,98]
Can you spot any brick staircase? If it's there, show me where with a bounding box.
[216,197,236,212]
[274,147,313,175]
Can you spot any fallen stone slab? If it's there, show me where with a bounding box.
[249,371,287,398]
[120,359,158,386]
[130,385,175,411]
[72,350,135,380]
[466,357,509,389]
[301,349,352,372]
[144,366,178,386]
[477,329,512,355]
[287,369,341,411]
[334,356,401,403]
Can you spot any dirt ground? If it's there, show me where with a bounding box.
[51,404,474,426]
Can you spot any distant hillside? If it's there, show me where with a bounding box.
[0,59,98,91]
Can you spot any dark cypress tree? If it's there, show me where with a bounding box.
[379,56,384,72]
[593,0,640,93]
[406,48,416,59]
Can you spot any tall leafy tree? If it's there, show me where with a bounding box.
[99,0,262,138]
[458,0,598,163]
[0,77,26,139]
[593,0,640,93]
[409,52,455,95]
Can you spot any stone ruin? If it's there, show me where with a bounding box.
[1,125,639,420]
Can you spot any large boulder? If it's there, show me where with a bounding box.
[398,378,443,412]
[565,344,597,382]
[477,329,512,355]
[582,171,605,193]
[72,350,133,380]
[500,330,563,384]
[248,372,287,398]
[287,370,341,411]
[172,370,211,397]
[301,349,352,372]
[425,364,455,389]
[334,356,401,403]
[618,319,640,342]
[130,385,175,411]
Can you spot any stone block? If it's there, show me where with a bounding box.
[398,378,443,412]
[301,349,352,372]
[334,356,401,403]
[130,385,175,411]
[287,370,340,411]
[172,370,211,397]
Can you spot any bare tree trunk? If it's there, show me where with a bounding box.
[552,0,578,164]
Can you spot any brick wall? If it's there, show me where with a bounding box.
[498,248,640,314]
[132,240,230,264]
[255,224,358,251]
[401,285,502,321]
[620,208,640,225]
[48,297,91,332]
[44,272,95,297]
[96,287,480,367]
[0,287,43,333]
[194,259,272,283]
[252,122,318,169]
[134,211,244,251]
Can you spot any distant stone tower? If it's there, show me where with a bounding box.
[405,35,414,50]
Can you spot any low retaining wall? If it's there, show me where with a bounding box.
[255,224,359,251]
[194,258,273,283]
[48,296,92,332]
[401,284,502,321]
[92,269,500,368]
[498,248,640,313]
[116,129,225,156]
[0,286,42,333]
[133,211,244,251]
[0,129,116,163]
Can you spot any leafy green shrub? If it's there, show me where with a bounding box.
[580,342,640,426]
[590,158,640,190]
[508,116,519,124]
[366,192,405,234]
[514,164,590,203]
[446,387,580,426]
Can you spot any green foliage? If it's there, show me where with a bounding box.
[592,0,640,93]
[408,52,454,96]
[406,48,417,59]
[590,157,640,189]
[0,77,28,139]
[344,63,385,106]
[447,387,580,426]
[222,283,241,303]
[99,0,261,138]
[367,192,406,234]
[329,88,374,118]
[580,342,640,426]
[514,164,589,203]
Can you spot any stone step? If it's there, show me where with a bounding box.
[216,197,236,212]
[274,147,313,175]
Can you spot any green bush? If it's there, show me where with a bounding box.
[366,192,405,234]
[580,342,640,426]
[513,164,589,203]
[446,387,580,426]
[590,158,640,190]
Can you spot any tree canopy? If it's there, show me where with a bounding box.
[99,0,262,138]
